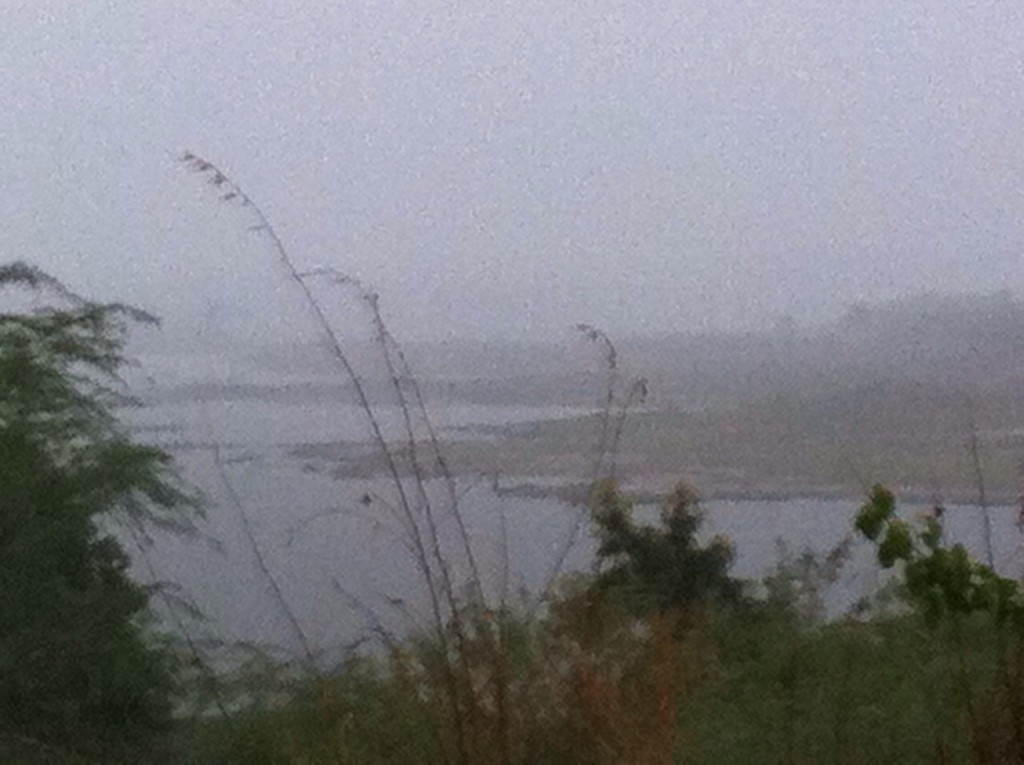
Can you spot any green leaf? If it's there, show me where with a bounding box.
[878,519,913,568]
[855,485,895,542]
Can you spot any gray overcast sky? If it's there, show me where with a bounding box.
[2,1,1024,343]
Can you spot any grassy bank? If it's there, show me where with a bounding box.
[166,586,1020,764]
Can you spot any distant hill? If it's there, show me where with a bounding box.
[620,289,1024,406]
[134,289,1024,412]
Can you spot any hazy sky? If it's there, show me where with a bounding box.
[3,1,1024,343]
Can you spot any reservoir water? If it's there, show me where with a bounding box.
[123,391,1024,665]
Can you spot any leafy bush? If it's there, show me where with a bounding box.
[590,480,741,617]
[856,485,1024,762]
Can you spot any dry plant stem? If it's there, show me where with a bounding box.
[209,444,315,664]
[126,524,234,727]
[582,325,618,480]
[376,320,500,758]
[371,311,488,738]
[492,508,514,765]
[182,154,470,765]
[302,267,484,601]
[383,329,484,599]
[349,490,422,557]
[181,155,444,626]
[284,505,357,547]
[967,407,995,569]
[579,377,647,580]
[960,348,996,572]
[499,508,511,608]
[606,378,648,483]
[535,326,624,609]
[329,578,399,652]
[304,268,495,757]
[301,268,485,754]
[391,349,514,760]
[492,631,513,765]
[374,589,432,637]
[365,291,471,618]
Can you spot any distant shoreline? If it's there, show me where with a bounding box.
[490,478,1021,509]
[285,436,1022,509]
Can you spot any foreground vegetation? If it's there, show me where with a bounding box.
[8,429,1024,764]
[7,162,1024,763]
[164,486,1024,765]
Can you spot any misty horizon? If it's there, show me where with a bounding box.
[4,2,1024,344]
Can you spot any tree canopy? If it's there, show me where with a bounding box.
[590,480,741,617]
[0,262,194,759]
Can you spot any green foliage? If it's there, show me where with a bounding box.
[590,480,741,616]
[180,586,1022,765]
[761,536,853,625]
[0,262,195,758]
[853,485,1024,762]
[168,479,1024,764]
[877,518,913,567]
[854,484,894,541]
[855,485,1024,626]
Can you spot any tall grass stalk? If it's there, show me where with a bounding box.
[536,325,646,606]
[182,152,509,764]
[127,523,235,726]
[209,443,315,665]
[966,404,995,569]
